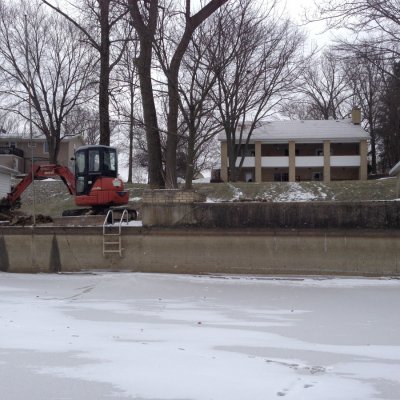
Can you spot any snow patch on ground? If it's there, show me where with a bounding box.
[193,177,211,184]
[274,183,317,201]
[0,273,399,400]
[228,183,244,200]
[206,183,332,203]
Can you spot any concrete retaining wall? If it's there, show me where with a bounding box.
[1,226,399,276]
[142,201,400,229]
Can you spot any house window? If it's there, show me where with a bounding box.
[316,149,323,156]
[43,142,49,154]
[88,149,100,172]
[28,141,37,148]
[8,141,17,148]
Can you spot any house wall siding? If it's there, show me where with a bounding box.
[0,170,11,198]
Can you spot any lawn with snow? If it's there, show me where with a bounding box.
[0,273,399,400]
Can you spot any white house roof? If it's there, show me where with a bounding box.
[0,165,18,176]
[218,119,370,143]
[0,133,84,142]
[389,161,400,176]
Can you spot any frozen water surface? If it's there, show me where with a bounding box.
[0,272,399,399]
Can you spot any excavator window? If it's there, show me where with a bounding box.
[74,145,118,195]
[89,149,100,172]
[104,150,116,173]
[76,151,85,174]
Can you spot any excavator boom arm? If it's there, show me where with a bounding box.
[5,164,76,206]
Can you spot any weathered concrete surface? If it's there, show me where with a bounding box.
[1,227,399,276]
[52,215,105,226]
[142,201,400,229]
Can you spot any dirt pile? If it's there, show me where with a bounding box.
[0,210,53,226]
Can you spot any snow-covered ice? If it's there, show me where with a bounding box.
[0,272,399,399]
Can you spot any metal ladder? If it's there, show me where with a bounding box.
[102,209,129,256]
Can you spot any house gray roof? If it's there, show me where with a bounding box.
[218,119,370,143]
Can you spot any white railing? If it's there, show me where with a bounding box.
[228,155,361,169]
[235,157,255,168]
[331,155,360,167]
[261,156,289,168]
[295,156,324,168]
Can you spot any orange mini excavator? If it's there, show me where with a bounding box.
[1,145,136,219]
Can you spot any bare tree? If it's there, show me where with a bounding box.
[376,62,400,171]
[111,37,142,183]
[153,0,229,188]
[314,0,400,35]
[41,0,130,146]
[341,48,387,174]
[64,106,101,145]
[127,0,228,188]
[312,1,400,73]
[207,0,305,182]
[0,110,20,134]
[178,23,223,189]
[0,0,96,163]
[298,49,352,120]
[280,101,321,120]
[126,0,164,188]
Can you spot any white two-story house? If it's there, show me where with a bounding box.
[218,109,369,183]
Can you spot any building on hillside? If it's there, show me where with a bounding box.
[217,109,370,183]
[0,134,85,174]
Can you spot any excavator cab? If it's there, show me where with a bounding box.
[73,145,129,208]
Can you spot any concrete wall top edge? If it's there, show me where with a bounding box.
[0,226,399,238]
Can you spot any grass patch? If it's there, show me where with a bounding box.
[13,177,399,218]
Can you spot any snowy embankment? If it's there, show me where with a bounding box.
[206,182,333,203]
[0,273,399,400]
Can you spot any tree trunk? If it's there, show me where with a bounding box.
[184,127,196,189]
[227,140,237,182]
[127,83,134,183]
[370,132,377,174]
[369,116,377,174]
[165,74,180,188]
[99,0,111,146]
[137,42,164,188]
[48,134,60,165]
[164,0,229,188]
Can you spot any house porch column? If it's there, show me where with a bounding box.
[289,141,296,182]
[221,141,228,182]
[323,140,331,183]
[359,140,368,181]
[255,141,262,183]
